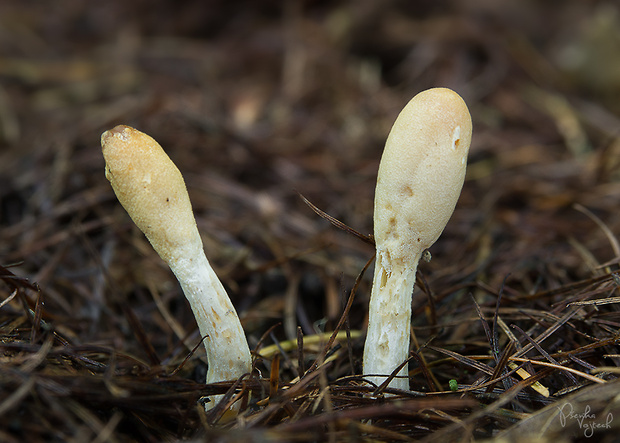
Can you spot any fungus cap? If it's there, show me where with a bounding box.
[374,88,472,266]
[101,125,202,263]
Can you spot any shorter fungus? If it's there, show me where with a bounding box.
[101,125,252,409]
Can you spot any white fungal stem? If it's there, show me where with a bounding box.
[363,249,422,390]
[170,247,251,386]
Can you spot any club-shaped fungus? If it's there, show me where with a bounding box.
[363,88,472,391]
[101,125,252,409]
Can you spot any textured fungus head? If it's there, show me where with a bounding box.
[374,88,472,266]
[101,125,201,263]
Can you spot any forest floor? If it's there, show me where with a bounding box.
[2,1,620,441]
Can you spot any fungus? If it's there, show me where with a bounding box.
[101,125,252,409]
[363,88,472,390]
